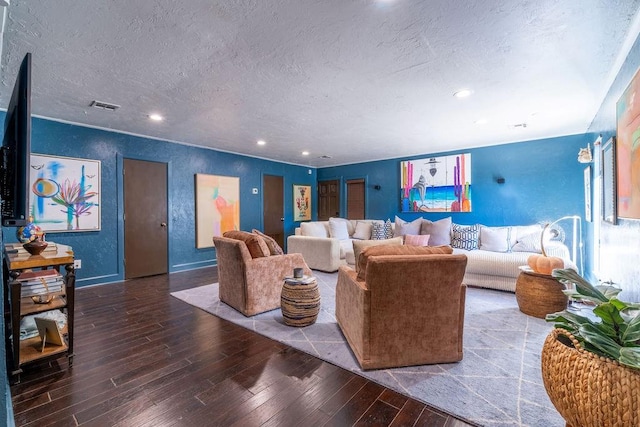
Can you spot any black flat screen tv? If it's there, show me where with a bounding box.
[1,52,32,227]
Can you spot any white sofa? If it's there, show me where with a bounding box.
[287,219,383,272]
[287,218,576,292]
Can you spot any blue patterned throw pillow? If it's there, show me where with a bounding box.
[371,222,386,240]
[451,223,480,250]
[384,219,394,239]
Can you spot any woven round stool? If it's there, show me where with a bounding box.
[515,270,567,318]
[281,278,320,327]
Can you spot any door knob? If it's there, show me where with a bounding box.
[160,222,167,227]
[280,217,284,221]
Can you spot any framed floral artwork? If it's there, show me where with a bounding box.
[29,153,101,232]
[293,184,311,221]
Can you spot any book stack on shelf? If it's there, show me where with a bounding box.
[17,269,64,298]
[5,241,58,256]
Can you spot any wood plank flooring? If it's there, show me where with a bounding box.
[10,267,477,426]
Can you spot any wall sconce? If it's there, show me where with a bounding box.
[577,142,593,163]
[373,184,381,190]
[496,177,505,184]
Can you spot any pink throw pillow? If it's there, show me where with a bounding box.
[404,234,430,246]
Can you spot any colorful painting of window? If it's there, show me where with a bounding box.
[400,153,472,213]
[195,174,240,248]
[30,154,101,232]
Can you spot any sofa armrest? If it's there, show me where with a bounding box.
[286,235,343,272]
[335,266,370,363]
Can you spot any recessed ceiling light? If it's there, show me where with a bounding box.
[148,114,163,121]
[302,151,310,156]
[453,89,473,98]
[257,139,266,146]
[475,119,488,125]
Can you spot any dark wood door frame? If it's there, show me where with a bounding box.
[263,174,285,248]
[346,178,366,219]
[118,156,171,280]
[318,178,341,220]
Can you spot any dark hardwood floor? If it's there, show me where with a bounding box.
[10,267,476,426]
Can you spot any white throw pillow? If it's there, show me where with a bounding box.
[512,232,542,253]
[329,217,355,236]
[394,216,422,237]
[352,221,373,240]
[513,224,542,243]
[328,218,350,240]
[300,222,329,238]
[479,226,512,252]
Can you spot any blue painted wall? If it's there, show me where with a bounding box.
[2,116,316,287]
[318,133,589,227]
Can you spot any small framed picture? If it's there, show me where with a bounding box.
[584,166,591,222]
[293,184,311,221]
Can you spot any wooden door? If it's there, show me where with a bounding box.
[318,179,340,220]
[346,179,365,219]
[263,174,284,248]
[123,158,168,279]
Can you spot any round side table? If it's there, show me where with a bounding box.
[281,277,321,327]
[515,269,567,319]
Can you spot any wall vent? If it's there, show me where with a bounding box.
[89,100,120,111]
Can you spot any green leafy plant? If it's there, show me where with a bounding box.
[547,269,640,370]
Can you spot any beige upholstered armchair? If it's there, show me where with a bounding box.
[336,245,468,370]
[213,232,312,316]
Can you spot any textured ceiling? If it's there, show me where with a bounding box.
[1,0,640,167]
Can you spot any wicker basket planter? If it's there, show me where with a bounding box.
[541,328,640,427]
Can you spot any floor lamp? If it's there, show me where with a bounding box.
[544,215,584,276]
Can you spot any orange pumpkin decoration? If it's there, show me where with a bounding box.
[526,224,565,275]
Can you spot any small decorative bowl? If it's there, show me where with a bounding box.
[23,240,48,256]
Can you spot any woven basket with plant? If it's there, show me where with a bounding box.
[541,269,640,427]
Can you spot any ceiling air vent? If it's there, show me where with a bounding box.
[510,123,528,129]
[89,100,121,111]
[319,155,332,159]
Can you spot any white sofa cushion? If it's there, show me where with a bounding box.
[513,224,542,243]
[329,218,350,240]
[301,222,329,238]
[421,217,452,246]
[479,226,512,252]
[352,221,373,240]
[394,216,422,237]
[329,217,355,236]
[512,232,542,252]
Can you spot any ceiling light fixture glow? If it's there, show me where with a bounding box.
[257,139,266,145]
[302,151,310,156]
[148,114,163,121]
[453,89,473,98]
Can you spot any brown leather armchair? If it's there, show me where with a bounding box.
[213,233,311,316]
[335,245,468,370]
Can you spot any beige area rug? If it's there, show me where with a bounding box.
[171,271,564,427]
